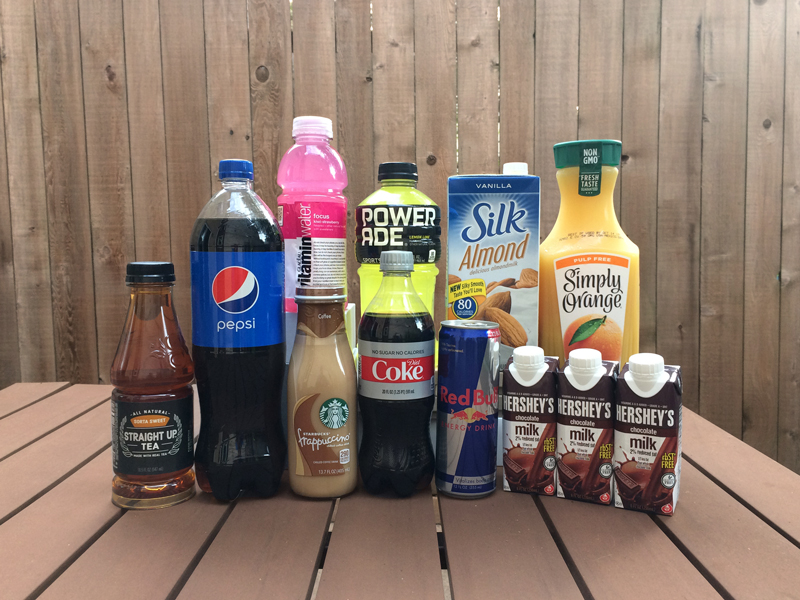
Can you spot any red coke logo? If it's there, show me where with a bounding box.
[361,356,434,384]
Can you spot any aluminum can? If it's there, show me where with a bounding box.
[436,320,501,497]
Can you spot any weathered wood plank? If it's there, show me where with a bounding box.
[698,0,748,436]
[743,0,785,458]
[499,0,535,169]
[79,0,136,385]
[248,0,293,212]
[0,0,56,381]
[457,0,500,174]
[316,489,444,599]
[0,382,70,419]
[534,0,579,235]
[122,0,172,261]
[656,0,704,412]
[620,0,661,354]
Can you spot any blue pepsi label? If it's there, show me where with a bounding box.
[191,251,284,348]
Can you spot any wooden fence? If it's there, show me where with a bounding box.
[0,0,798,470]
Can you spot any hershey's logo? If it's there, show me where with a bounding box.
[558,398,612,419]
[631,436,657,451]
[514,423,540,437]
[617,406,675,427]
[503,395,554,414]
[569,428,596,442]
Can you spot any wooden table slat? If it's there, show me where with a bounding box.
[0,384,111,460]
[0,382,70,419]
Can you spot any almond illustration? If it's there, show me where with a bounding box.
[486,282,499,294]
[485,307,528,347]
[498,277,516,288]
[515,268,538,289]
[475,291,511,320]
[448,274,462,286]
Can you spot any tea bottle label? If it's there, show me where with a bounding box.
[293,394,353,477]
[357,340,435,400]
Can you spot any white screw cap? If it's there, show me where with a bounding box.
[380,250,414,272]
[293,116,333,139]
[513,346,544,367]
[568,348,602,373]
[628,353,665,379]
[503,162,529,175]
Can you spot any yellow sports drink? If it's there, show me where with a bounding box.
[355,162,441,318]
[539,140,639,367]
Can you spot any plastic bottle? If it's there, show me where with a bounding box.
[358,250,436,496]
[277,116,348,311]
[110,262,195,509]
[355,162,441,319]
[190,159,286,501]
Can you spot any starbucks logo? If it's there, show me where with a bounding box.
[319,398,349,429]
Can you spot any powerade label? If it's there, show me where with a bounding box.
[355,204,441,264]
[357,340,435,399]
[191,251,284,348]
[112,392,193,476]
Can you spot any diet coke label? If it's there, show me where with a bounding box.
[358,340,435,400]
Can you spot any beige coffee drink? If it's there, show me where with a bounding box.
[288,288,357,497]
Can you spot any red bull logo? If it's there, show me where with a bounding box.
[450,407,490,424]
[440,385,497,408]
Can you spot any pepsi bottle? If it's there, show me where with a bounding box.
[190,159,286,501]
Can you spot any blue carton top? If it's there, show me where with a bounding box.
[448,174,540,195]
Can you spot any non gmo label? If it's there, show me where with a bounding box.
[357,339,435,400]
[578,141,602,196]
[355,204,441,264]
[191,251,284,348]
[112,392,193,476]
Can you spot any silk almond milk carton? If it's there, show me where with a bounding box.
[613,353,681,516]
[447,163,540,363]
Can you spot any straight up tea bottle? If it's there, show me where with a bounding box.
[110,262,195,509]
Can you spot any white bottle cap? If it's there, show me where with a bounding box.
[568,348,602,373]
[628,353,665,379]
[503,162,529,175]
[380,250,414,272]
[293,116,333,139]
[513,346,544,368]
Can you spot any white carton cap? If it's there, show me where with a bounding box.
[568,348,602,373]
[293,116,333,139]
[502,162,529,175]
[628,353,665,379]
[513,346,544,368]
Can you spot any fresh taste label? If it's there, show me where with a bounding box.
[579,141,602,196]
[554,253,629,362]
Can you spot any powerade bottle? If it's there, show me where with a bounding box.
[355,163,441,319]
[358,251,436,496]
[190,159,286,501]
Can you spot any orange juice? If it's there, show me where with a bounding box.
[539,140,639,367]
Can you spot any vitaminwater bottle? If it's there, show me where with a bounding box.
[539,140,640,367]
[110,262,195,509]
[277,116,348,311]
[355,162,441,319]
[358,251,436,496]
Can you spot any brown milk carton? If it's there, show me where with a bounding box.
[556,348,617,505]
[613,353,681,516]
[502,347,558,494]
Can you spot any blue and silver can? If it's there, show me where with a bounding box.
[436,320,501,497]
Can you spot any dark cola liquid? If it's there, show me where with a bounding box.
[358,312,435,497]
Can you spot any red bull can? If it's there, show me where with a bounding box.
[436,320,501,497]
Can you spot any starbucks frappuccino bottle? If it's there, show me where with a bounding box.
[287,288,357,497]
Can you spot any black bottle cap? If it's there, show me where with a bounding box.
[126,262,176,284]
[378,162,418,182]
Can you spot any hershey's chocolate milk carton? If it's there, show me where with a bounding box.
[556,348,617,505]
[613,353,681,516]
[502,346,558,494]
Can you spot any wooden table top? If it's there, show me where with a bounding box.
[1,382,799,600]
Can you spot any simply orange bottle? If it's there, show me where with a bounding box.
[539,140,639,367]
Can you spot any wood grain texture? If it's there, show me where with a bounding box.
[620,0,661,353]
[0,0,56,381]
[539,494,721,600]
[534,0,579,235]
[204,0,253,182]
[123,0,171,261]
[160,0,212,343]
[415,0,457,332]
[698,0,748,435]
[79,0,135,385]
[779,0,800,471]
[499,0,535,169]
[316,489,444,600]
[0,381,70,419]
[457,0,500,174]
[292,0,337,142]
[372,0,415,168]
[336,0,374,307]
[743,0,785,458]
[656,0,704,412]
[248,0,293,212]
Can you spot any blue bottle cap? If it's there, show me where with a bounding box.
[218,159,254,180]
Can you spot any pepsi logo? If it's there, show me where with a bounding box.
[212,267,259,314]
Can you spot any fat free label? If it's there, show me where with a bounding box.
[554,253,630,362]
